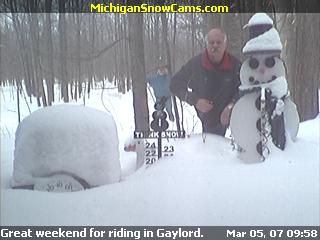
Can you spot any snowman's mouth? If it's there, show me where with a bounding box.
[250,75,277,85]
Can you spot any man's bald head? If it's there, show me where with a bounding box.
[206,28,228,63]
[206,28,227,43]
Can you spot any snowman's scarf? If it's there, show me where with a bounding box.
[238,77,289,150]
[239,76,288,98]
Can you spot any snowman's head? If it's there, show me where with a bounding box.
[240,54,286,87]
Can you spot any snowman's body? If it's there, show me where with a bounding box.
[230,53,299,162]
[282,97,300,141]
[230,91,262,163]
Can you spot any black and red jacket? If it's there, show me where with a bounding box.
[170,49,241,129]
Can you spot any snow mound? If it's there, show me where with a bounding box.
[2,113,319,225]
[12,104,121,189]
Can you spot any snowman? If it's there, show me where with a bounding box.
[230,13,299,163]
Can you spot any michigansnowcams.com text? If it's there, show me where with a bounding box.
[1,227,204,240]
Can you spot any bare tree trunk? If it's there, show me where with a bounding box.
[123,15,131,92]
[114,13,119,88]
[172,13,177,73]
[128,13,149,131]
[160,14,171,75]
[203,12,221,32]
[254,0,263,11]
[273,1,293,14]
[11,13,33,99]
[161,13,181,133]
[221,13,242,60]
[75,13,81,101]
[44,10,54,105]
[191,13,196,57]
[118,14,126,94]
[239,13,252,61]
[29,13,47,107]
[88,13,95,98]
[154,14,160,66]
[58,0,69,102]
[44,0,55,105]
[16,80,21,122]
[284,13,319,121]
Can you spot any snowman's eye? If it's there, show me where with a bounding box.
[265,57,275,68]
[249,58,259,69]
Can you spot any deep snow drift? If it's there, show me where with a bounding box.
[1,84,319,226]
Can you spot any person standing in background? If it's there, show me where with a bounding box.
[146,65,175,122]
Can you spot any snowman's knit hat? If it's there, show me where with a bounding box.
[242,28,282,55]
[243,13,282,56]
[244,13,273,40]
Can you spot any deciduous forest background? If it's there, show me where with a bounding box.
[0,0,319,131]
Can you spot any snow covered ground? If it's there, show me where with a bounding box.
[1,83,319,226]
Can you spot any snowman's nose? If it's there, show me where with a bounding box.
[259,68,265,74]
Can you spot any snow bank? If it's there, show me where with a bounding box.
[3,131,319,225]
[1,84,318,225]
[12,104,121,189]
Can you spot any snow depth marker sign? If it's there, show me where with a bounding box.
[134,97,185,166]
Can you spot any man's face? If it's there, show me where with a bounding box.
[206,30,227,63]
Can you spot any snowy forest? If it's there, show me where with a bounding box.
[0,0,319,132]
[1,0,319,227]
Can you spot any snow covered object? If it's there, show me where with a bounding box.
[243,13,274,47]
[12,104,121,191]
[230,13,299,163]
[124,134,145,170]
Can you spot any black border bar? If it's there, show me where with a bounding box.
[0,0,320,13]
[1,226,320,240]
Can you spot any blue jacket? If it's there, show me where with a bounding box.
[146,73,171,98]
